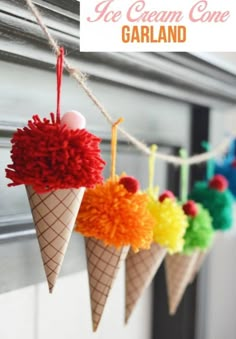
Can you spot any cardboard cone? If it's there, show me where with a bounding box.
[189,251,208,284]
[26,185,85,293]
[189,234,218,284]
[85,237,129,331]
[165,252,199,315]
[125,243,166,323]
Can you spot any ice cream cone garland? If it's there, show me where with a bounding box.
[75,118,155,331]
[5,48,105,292]
[4,44,234,331]
[125,145,188,323]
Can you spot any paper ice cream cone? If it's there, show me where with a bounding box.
[125,243,166,323]
[165,252,199,315]
[26,185,85,293]
[85,237,129,331]
[189,251,208,284]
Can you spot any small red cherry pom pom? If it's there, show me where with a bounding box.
[119,176,140,193]
[231,159,236,168]
[183,200,198,217]
[159,190,175,202]
[209,174,228,192]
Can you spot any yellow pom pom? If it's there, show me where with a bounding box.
[148,197,188,254]
[75,177,154,251]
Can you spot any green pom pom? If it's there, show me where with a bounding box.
[183,204,214,255]
[189,181,234,231]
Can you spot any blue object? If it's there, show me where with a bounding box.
[214,140,236,199]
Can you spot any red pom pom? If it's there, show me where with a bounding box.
[6,114,105,193]
[231,159,236,168]
[209,174,228,192]
[183,200,198,217]
[119,176,139,193]
[159,190,175,202]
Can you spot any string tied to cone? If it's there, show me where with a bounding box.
[179,148,189,204]
[56,47,64,123]
[111,117,124,181]
[147,144,159,198]
[201,141,215,181]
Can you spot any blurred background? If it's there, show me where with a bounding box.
[1,1,236,338]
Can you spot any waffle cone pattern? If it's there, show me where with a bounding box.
[125,243,166,323]
[189,251,208,284]
[26,185,85,293]
[165,252,198,315]
[85,237,129,331]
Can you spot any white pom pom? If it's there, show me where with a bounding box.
[61,111,86,130]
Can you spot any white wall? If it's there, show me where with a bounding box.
[0,265,152,339]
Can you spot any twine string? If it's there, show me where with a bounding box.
[148,144,158,196]
[56,47,64,122]
[179,149,189,203]
[201,141,214,181]
[111,118,124,181]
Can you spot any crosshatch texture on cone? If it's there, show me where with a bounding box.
[165,252,198,315]
[125,243,166,323]
[189,251,208,284]
[26,185,85,293]
[85,237,129,332]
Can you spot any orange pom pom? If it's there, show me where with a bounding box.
[75,177,154,251]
